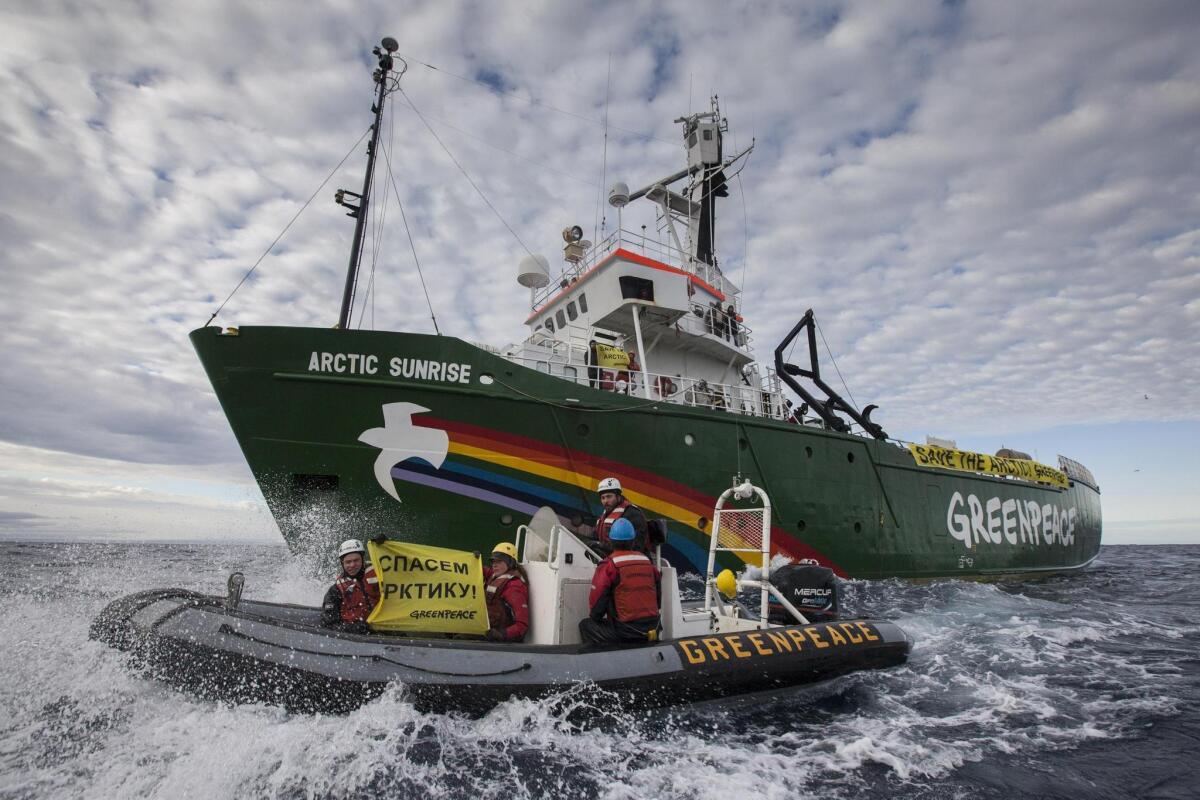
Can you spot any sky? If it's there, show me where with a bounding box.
[1,0,1197,546]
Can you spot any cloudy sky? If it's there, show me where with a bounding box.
[1,0,1196,545]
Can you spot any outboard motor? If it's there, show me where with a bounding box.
[768,561,839,624]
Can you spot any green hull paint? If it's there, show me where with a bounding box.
[192,325,1102,579]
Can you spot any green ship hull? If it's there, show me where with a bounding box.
[192,325,1102,579]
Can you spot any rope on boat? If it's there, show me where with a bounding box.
[399,86,537,260]
[220,625,533,678]
[398,52,676,147]
[379,131,441,335]
[202,126,372,328]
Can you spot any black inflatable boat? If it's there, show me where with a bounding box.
[91,485,911,714]
[91,586,909,714]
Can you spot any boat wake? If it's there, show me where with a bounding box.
[1,541,1195,799]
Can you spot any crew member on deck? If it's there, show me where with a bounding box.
[624,350,641,395]
[590,477,649,553]
[483,542,530,642]
[579,519,662,645]
[320,539,380,633]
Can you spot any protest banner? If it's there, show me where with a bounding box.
[366,540,488,634]
[907,444,1070,489]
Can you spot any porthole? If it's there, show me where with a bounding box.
[797,520,807,532]
[479,374,495,385]
[738,438,748,451]
[577,423,590,437]
[684,433,695,446]
[853,522,862,533]
[805,446,813,458]
[847,452,855,463]
[500,514,514,526]
[697,516,709,530]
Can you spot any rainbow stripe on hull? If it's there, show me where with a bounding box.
[401,416,841,574]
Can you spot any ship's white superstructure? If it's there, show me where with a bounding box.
[501,102,792,422]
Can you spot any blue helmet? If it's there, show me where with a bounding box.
[609,518,636,542]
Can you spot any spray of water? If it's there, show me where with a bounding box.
[1,542,1193,799]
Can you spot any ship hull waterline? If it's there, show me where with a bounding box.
[192,325,1102,580]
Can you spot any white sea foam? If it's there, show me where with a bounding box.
[1,542,1195,799]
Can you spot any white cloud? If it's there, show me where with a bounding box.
[0,0,1197,541]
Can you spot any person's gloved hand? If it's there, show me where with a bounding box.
[484,628,504,641]
[370,534,389,545]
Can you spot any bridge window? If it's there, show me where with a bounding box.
[578,293,588,313]
[566,301,578,321]
[619,276,655,301]
[556,309,567,328]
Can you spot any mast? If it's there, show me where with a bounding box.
[677,98,727,267]
[336,36,401,330]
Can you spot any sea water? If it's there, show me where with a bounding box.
[1,542,1196,799]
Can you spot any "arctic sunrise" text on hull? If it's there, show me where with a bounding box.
[307,351,472,383]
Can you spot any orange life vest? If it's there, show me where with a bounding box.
[485,572,516,628]
[595,499,633,541]
[333,565,380,624]
[610,552,659,623]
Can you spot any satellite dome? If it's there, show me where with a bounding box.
[608,181,630,208]
[517,254,551,288]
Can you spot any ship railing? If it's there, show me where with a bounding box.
[533,228,723,307]
[515,326,591,364]
[660,373,786,419]
[496,352,788,421]
[682,301,753,349]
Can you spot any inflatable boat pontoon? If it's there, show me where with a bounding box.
[91,481,911,714]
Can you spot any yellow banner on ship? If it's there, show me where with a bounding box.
[594,343,629,369]
[907,444,1070,489]
[366,541,488,634]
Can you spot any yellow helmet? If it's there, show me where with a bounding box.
[491,542,518,561]
[716,568,738,598]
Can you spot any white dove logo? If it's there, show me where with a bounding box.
[358,402,450,502]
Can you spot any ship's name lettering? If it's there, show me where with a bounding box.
[675,622,879,666]
[946,491,1077,550]
[306,351,471,383]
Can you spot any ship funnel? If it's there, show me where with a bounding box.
[517,254,550,288]
[608,181,630,208]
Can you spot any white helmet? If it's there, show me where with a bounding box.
[596,477,622,494]
[337,539,365,559]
